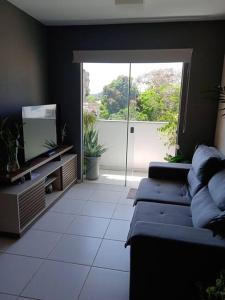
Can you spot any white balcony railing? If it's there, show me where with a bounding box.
[96,120,175,172]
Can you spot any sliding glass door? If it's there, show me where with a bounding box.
[82,62,183,187]
[83,63,130,185]
[126,63,183,186]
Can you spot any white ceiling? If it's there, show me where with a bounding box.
[8,0,225,25]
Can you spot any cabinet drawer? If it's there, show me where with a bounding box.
[62,157,77,189]
[18,180,45,230]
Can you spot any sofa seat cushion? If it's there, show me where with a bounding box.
[191,187,225,233]
[191,145,222,184]
[128,201,193,241]
[132,201,193,227]
[135,178,191,206]
[208,169,225,210]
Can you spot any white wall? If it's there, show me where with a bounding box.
[214,55,225,154]
[96,120,175,171]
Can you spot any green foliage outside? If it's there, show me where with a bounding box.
[86,95,98,103]
[83,111,97,132]
[99,75,139,118]
[132,84,180,147]
[83,67,181,147]
[98,75,180,147]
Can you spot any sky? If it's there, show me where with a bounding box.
[83,62,183,94]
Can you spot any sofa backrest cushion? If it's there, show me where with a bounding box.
[187,168,204,197]
[208,169,225,211]
[191,187,225,232]
[191,145,222,184]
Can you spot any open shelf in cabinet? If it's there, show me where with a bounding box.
[0,147,77,236]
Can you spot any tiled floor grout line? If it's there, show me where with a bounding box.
[77,236,105,299]
[18,295,39,300]
[42,209,132,221]
[51,199,117,218]
[32,227,128,242]
[18,212,81,298]
[44,189,121,299]
[49,210,132,220]
[82,181,129,192]
[77,185,132,299]
[19,297,39,300]
[18,256,45,298]
[77,197,120,300]
[0,250,130,273]
[0,183,133,300]
[57,199,129,204]
[0,291,39,300]
[45,194,117,263]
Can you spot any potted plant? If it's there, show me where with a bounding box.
[197,270,225,300]
[164,153,190,163]
[204,85,225,116]
[0,117,23,173]
[83,111,106,180]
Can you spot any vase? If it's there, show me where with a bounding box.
[7,147,20,173]
[86,156,99,180]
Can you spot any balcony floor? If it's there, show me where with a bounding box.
[85,168,147,188]
[0,182,134,300]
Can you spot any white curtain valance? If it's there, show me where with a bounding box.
[73,49,193,63]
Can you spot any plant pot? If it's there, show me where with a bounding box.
[86,156,99,180]
[7,147,20,173]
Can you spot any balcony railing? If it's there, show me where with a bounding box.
[96,119,175,172]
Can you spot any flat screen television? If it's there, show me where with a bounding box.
[22,104,58,162]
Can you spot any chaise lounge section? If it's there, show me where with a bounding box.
[126,145,225,300]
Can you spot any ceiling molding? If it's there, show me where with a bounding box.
[43,14,225,26]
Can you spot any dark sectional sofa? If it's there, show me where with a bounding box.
[126,145,225,300]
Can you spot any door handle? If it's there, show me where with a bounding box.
[130,127,134,133]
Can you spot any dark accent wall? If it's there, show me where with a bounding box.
[47,22,225,177]
[0,0,48,117]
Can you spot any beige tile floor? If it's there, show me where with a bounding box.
[0,181,136,300]
[95,168,147,188]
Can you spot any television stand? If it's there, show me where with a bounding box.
[0,145,77,236]
[46,149,58,157]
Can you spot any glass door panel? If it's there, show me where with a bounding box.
[126,62,184,187]
[82,62,184,188]
[82,63,130,185]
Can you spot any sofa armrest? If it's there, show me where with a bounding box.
[148,162,191,180]
[126,221,225,249]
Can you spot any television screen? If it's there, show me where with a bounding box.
[22,104,57,162]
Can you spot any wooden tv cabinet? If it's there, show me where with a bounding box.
[0,146,77,236]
